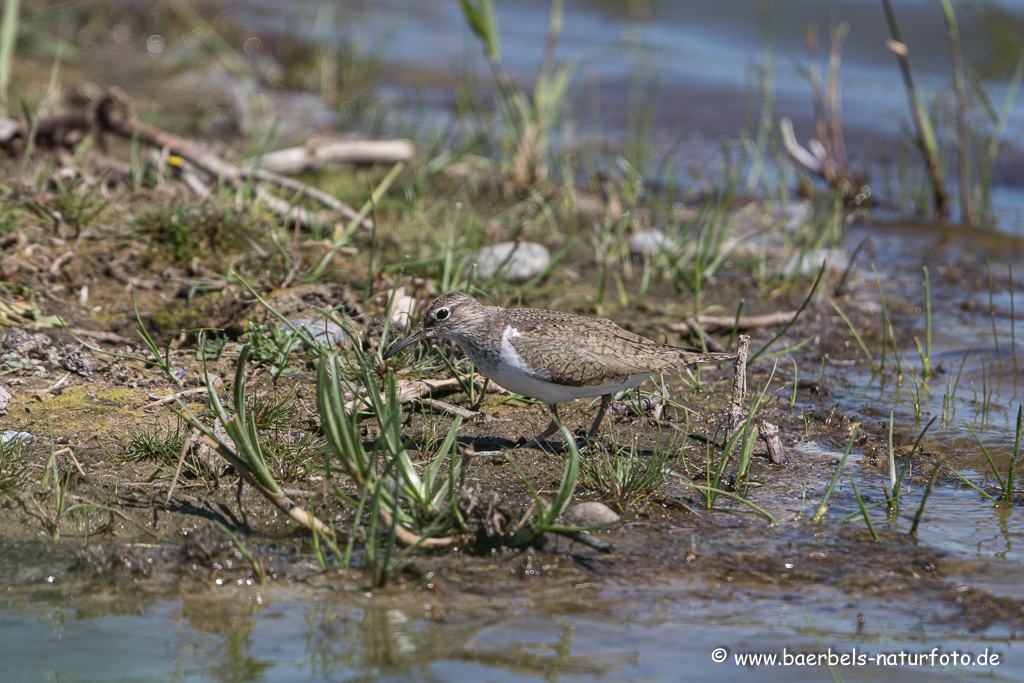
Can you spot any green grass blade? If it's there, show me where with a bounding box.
[813,425,859,522]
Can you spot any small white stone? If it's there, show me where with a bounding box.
[1,430,35,446]
[387,287,417,327]
[628,229,678,256]
[783,247,850,276]
[470,242,551,282]
[279,319,346,346]
[556,502,621,527]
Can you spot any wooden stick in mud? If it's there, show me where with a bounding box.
[415,397,511,423]
[259,137,416,174]
[667,310,799,337]
[726,335,750,445]
[758,420,787,465]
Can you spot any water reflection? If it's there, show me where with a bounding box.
[3,579,1023,681]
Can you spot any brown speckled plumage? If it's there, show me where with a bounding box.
[384,291,733,444]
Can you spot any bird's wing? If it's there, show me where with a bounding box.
[505,321,654,387]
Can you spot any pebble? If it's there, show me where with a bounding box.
[280,318,347,346]
[783,247,850,276]
[1,430,35,446]
[61,348,93,378]
[556,501,621,528]
[0,386,9,416]
[387,287,417,327]
[469,241,551,282]
[629,229,679,256]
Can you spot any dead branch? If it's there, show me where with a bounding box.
[759,420,786,465]
[48,250,75,279]
[666,310,798,336]
[140,378,222,410]
[780,117,825,176]
[45,373,71,394]
[92,89,372,229]
[415,397,510,423]
[106,263,157,290]
[677,318,725,352]
[260,137,416,174]
[344,376,491,411]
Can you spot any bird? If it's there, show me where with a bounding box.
[383,291,734,445]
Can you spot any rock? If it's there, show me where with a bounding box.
[0,386,10,416]
[783,247,849,277]
[387,287,417,328]
[61,348,93,377]
[2,328,56,363]
[279,318,347,347]
[629,229,679,257]
[238,284,362,333]
[556,501,621,528]
[0,117,20,144]
[469,241,551,282]
[1,430,35,446]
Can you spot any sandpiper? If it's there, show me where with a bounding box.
[383,292,733,444]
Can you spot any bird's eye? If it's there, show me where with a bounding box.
[435,308,449,320]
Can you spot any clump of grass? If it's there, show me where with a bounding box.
[259,430,322,483]
[122,369,317,486]
[119,417,211,481]
[38,175,110,236]
[240,385,302,432]
[0,438,29,497]
[131,194,269,265]
[458,0,575,186]
[579,429,675,513]
[239,385,322,482]
[131,198,201,263]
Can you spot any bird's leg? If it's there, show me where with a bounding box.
[586,394,614,439]
[520,404,562,449]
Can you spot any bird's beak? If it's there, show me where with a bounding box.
[382,327,428,360]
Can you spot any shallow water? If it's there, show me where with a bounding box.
[4,574,1023,682]
[219,0,1024,228]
